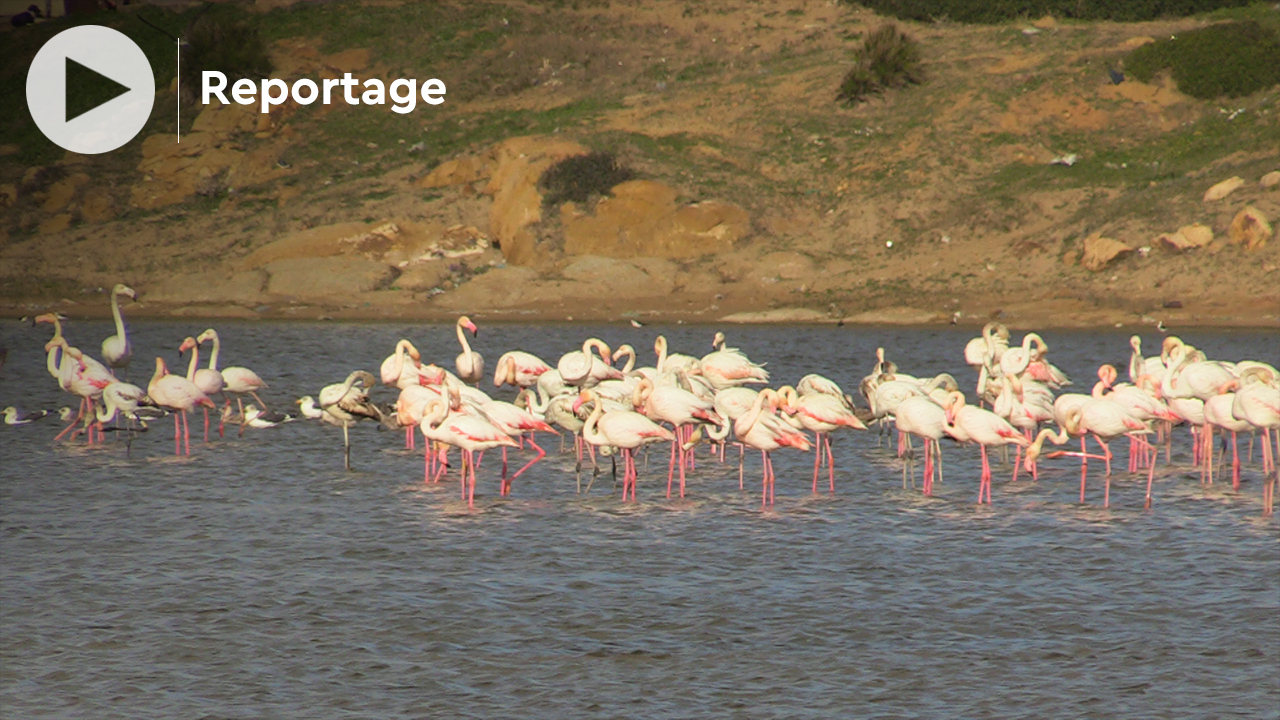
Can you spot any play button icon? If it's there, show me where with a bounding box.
[26,25,156,155]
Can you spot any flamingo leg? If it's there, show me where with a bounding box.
[813,432,823,494]
[761,449,769,509]
[826,435,835,494]
[1144,441,1157,510]
[509,434,547,485]
[203,406,210,444]
[342,423,351,470]
[1231,430,1240,492]
[666,436,678,499]
[174,411,181,455]
[183,410,192,456]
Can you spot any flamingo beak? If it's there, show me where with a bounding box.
[465,321,478,336]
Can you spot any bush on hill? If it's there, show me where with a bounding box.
[847,0,1254,23]
[539,152,636,206]
[837,24,925,106]
[1126,21,1280,98]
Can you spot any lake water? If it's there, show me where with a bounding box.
[2,320,1277,718]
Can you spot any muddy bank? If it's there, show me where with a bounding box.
[4,286,1275,330]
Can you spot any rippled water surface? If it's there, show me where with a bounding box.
[2,321,1277,717]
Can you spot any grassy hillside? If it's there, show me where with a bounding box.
[2,0,1278,325]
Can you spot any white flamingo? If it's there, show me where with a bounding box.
[574,389,675,502]
[100,283,136,373]
[454,316,484,385]
[148,357,215,456]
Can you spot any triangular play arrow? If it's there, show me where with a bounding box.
[65,56,132,122]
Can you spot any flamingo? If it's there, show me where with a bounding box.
[381,339,423,389]
[493,351,552,389]
[1230,370,1279,515]
[453,316,484,385]
[179,336,225,441]
[778,385,866,494]
[698,342,769,390]
[33,313,67,382]
[1027,394,1153,507]
[1204,391,1252,491]
[1128,335,1166,384]
[943,391,1030,504]
[148,357,215,456]
[317,370,383,471]
[573,389,675,502]
[632,377,718,498]
[729,388,811,508]
[558,338,620,388]
[100,284,136,374]
[197,328,269,434]
[893,395,948,495]
[45,338,114,443]
[420,397,517,507]
[796,373,855,410]
[1162,344,1234,401]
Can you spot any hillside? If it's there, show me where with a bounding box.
[2,0,1278,328]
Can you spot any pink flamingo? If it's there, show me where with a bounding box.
[728,388,811,508]
[1027,397,1153,507]
[197,329,269,435]
[893,395,948,495]
[148,357,215,456]
[420,397,517,508]
[1204,390,1252,491]
[493,351,552,389]
[574,389,675,502]
[632,377,718,498]
[45,338,114,444]
[179,336,225,441]
[1230,370,1279,515]
[381,339,424,389]
[453,316,484,385]
[943,391,1030,504]
[697,342,769,390]
[779,385,866,494]
[558,338,621,388]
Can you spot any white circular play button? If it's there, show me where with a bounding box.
[26,25,156,155]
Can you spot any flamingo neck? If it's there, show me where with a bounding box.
[581,394,605,445]
[206,334,221,371]
[185,344,200,381]
[456,322,473,359]
[111,291,127,339]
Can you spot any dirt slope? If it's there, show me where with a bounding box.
[1,0,1277,329]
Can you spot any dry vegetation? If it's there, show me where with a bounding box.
[1,0,1277,327]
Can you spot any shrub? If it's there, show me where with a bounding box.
[539,152,636,206]
[1126,21,1280,99]
[845,0,1254,23]
[179,16,273,104]
[837,24,925,106]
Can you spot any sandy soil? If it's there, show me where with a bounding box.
[2,0,1277,329]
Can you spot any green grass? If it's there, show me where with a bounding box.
[1127,20,1280,99]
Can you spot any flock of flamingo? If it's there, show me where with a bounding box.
[6,284,1278,516]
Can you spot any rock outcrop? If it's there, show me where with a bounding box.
[561,180,750,259]
[1229,206,1272,251]
[1080,233,1131,271]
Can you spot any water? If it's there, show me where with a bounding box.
[2,321,1277,718]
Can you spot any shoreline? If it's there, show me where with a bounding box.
[5,294,1276,330]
